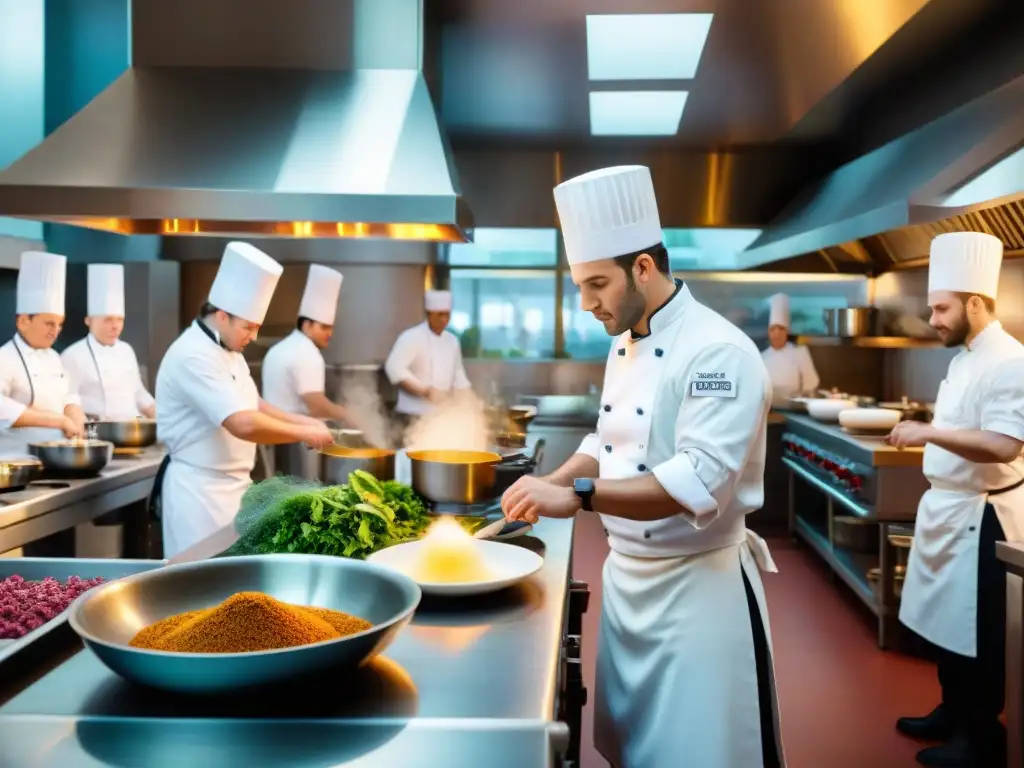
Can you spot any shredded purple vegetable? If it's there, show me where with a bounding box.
[0,574,105,639]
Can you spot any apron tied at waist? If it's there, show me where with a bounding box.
[147,453,172,521]
[745,528,778,574]
[988,476,1024,498]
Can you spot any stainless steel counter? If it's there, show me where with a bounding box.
[0,516,578,766]
[997,541,1024,768]
[0,449,164,553]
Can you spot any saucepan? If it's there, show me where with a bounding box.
[28,439,114,475]
[407,449,503,505]
[88,418,157,448]
[320,445,396,484]
[0,458,43,491]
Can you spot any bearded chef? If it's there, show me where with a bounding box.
[0,251,86,457]
[384,289,471,427]
[887,232,1023,767]
[760,293,820,408]
[501,165,784,768]
[61,264,156,421]
[153,242,333,557]
[262,263,349,479]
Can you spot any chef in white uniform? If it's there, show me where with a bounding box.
[61,264,156,420]
[0,251,86,457]
[760,293,820,408]
[153,242,333,558]
[501,165,784,768]
[888,232,1023,767]
[384,290,471,426]
[262,263,348,479]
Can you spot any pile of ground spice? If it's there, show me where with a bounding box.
[129,592,372,654]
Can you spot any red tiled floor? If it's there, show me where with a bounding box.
[570,511,940,768]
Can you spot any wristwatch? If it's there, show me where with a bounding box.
[573,478,595,512]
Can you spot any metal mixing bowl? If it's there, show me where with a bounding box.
[91,418,158,448]
[28,439,114,474]
[68,554,422,694]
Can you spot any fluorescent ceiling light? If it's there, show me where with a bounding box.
[586,13,713,81]
[589,91,688,136]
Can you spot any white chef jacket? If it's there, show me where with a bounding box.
[384,322,471,415]
[0,335,81,458]
[761,342,819,406]
[61,335,155,420]
[900,320,1024,656]
[155,322,260,557]
[261,330,325,415]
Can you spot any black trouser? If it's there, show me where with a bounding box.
[742,568,783,768]
[935,503,1007,741]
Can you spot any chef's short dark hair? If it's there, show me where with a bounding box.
[613,243,671,277]
[954,292,996,314]
[297,315,313,331]
[199,301,233,319]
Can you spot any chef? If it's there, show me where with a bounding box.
[888,231,1023,767]
[501,165,784,768]
[760,293,820,408]
[153,242,333,558]
[384,289,471,428]
[0,251,86,457]
[261,263,348,478]
[61,264,156,420]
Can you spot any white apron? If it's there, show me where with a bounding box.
[899,363,1024,657]
[591,308,784,768]
[80,336,146,420]
[160,371,260,558]
[0,337,71,459]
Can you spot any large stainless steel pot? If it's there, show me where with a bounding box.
[823,307,876,337]
[407,449,502,504]
[90,418,157,448]
[833,517,877,553]
[28,439,114,474]
[0,458,43,490]
[320,446,396,484]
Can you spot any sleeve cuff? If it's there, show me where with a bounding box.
[0,400,27,429]
[576,433,601,461]
[652,453,720,529]
[982,419,1024,443]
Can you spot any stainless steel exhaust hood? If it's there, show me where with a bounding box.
[0,0,472,243]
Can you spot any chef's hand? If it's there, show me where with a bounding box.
[426,388,446,404]
[59,415,83,439]
[67,411,88,437]
[300,422,334,450]
[885,420,934,448]
[501,475,579,524]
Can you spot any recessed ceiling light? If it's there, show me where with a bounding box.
[586,13,713,81]
[589,91,688,136]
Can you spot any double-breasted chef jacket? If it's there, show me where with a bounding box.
[761,342,820,405]
[0,334,81,459]
[580,280,785,768]
[61,336,155,420]
[900,320,1024,656]
[155,321,260,557]
[384,322,470,416]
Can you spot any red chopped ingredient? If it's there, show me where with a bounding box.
[0,574,106,639]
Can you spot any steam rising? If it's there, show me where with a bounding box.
[339,374,394,450]
[404,390,491,452]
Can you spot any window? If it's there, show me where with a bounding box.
[447,228,558,267]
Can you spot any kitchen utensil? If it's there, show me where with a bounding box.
[407,449,502,505]
[28,439,114,474]
[839,407,901,434]
[67,553,421,694]
[329,428,368,449]
[832,517,878,553]
[90,418,157,448]
[320,445,396,484]
[878,396,932,422]
[806,398,858,422]
[823,307,876,337]
[507,405,538,431]
[494,430,527,449]
[0,458,43,491]
[368,538,543,597]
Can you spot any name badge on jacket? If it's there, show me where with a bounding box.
[689,371,737,398]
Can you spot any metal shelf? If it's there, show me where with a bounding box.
[793,516,878,614]
[796,335,942,349]
[782,458,873,518]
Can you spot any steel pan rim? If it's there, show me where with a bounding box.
[67,553,422,659]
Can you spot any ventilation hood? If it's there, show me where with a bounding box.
[737,75,1024,270]
[0,1,472,243]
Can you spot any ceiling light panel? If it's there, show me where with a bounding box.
[586,13,713,81]
[589,91,688,136]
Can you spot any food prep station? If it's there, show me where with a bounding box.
[0,515,589,767]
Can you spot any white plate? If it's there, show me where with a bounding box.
[367,539,543,597]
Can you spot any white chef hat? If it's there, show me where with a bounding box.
[927,232,1003,300]
[425,290,453,312]
[554,165,662,266]
[768,293,790,328]
[298,264,343,325]
[87,264,126,317]
[208,241,283,324]
[17,251,67,315]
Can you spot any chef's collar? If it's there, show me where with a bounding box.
[966,319,1002,352]
[88,333,116,349]
[630,279,689,340]
[13,332,44,355]
[195,318,229,350]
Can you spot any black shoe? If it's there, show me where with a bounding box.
[916,728,1006,767]
[898,704,955,741]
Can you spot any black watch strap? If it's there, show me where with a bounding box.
[573,478,595,512]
